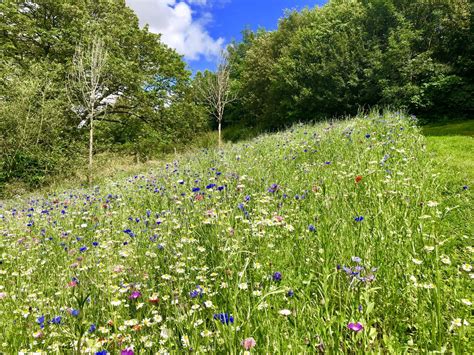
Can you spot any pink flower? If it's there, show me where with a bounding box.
[129,290,141,300]
[241,337,256,350]
[121,349,134,355]
[347,322,364,332]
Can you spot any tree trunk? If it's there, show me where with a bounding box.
[88,112,94,186]
[218,121,222,148]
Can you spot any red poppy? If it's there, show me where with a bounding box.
[355,175,363,183]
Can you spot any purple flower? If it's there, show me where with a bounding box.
[121,349,134,355]
[351,256,362,263]
[273,272,282,282]
[89,324,96,333]
[129,291,141,300]
[347,322,364,332]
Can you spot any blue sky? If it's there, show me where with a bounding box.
[126,0,327,73]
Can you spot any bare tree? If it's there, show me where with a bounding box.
[68,37,108,186]
[197,50,236,147]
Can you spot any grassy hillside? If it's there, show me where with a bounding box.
[0,112,472,353]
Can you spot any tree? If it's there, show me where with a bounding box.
[68,37,108,186]
[196,51,236,147]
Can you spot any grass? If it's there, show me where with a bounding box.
[0,112,472,353]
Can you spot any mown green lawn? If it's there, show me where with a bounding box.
[422,120,474,185]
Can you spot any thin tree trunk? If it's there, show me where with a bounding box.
[218,121,222,148]
[89,111,94,186]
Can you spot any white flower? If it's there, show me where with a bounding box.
[461,263,472,272]
[461,299,472,306]
[161,274,172,280]
[279,309,292,316]
[426,201,438,207]
[440,256,451,265]
[204,300,213,308]
[111,300,122,306]
[238,283,248,290]
[412,258,423,265]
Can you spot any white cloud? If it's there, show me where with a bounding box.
[125,0,224,61]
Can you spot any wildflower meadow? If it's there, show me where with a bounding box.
[0,112,472,353]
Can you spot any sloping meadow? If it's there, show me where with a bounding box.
[0,112,472,353]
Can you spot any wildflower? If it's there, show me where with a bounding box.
[33,330,44,339]
[213,313,234,324]
[70,309,80,317]
[192,187,200,192]
[440,256,451,265]
[96,351,107,355]
[89,324,96,333]
[450,318,469,330]
[79,246,87,252]
[51,316,62,325]
[268,184,279,193]
[36,315,45,328]
[355,175,363,183]
[461,263,472,272]
[308,224,316,232]
[241,337,256,350]
[273,272,282,282]
[347,322,363,332]
[121,349,134,355]
[287,289,294,297]
[204,300,213,308]
[354,216,364,222]
[129,291,141,300]
[238,283,248,290]
[351,256,362,263]
[461,299,472,306]
[279,309,291,316]
[365,134,371,138]
[412,258,423,265]
[149,293,159,304]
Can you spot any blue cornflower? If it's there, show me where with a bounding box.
[37,315,45,327]
[268,184,279,193]
[365,134,371,138]
[51,316,62,325]
[354,216,364,222]
[273,272,282,282]
[192,187,200,192]
[217,186,225,191]
[287,290,294,297]
[206,184,216,189]
[89,324,96,333]
[79,246,87,252]
[463,185,468,190]
[95,351,107,355]
[190,286,203,298]
[245,195,251,202]
[213,313,234,324]
[308,224,316,232]
[92,241,99,246]
[352,256,362,263]
[71,309,79,317]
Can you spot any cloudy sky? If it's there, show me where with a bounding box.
[125,0,326,72]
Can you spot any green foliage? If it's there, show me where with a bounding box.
[226,0,474,129]
[0,0,208,191]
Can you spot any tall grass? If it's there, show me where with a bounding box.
[0,111,472,353]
